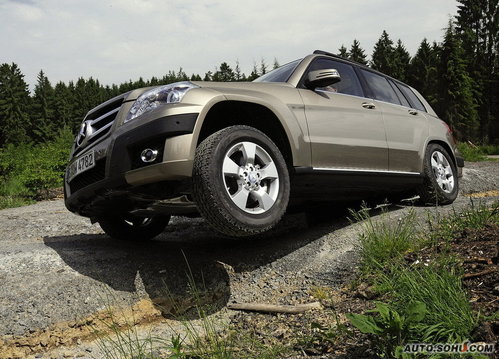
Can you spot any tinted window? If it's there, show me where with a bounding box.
[254,59,301,83]
[396,83,426,112]
[307,58,363,97]
[360,69,401,105]
[388,79,410,107]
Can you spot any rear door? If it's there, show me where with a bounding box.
[358,69,428,174]
[299,58,388,171]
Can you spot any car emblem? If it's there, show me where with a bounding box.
[76,121,91,146]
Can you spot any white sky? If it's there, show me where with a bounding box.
[0,0,458,89]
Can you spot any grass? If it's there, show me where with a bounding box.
[457,142,499,161]
[382,262,476,342]
[350,207,421,273]
[346,200,498,358]
[93,201,497,359]
[96,254,290,359]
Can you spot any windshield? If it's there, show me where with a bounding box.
[253,59,301,83]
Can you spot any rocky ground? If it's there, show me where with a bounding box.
[0,161,497,359]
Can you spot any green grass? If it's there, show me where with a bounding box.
[457,142,499,161]
[347,201,498,358]
[351,207,421,273]
[381,262,476,343]
[427,200,499,243]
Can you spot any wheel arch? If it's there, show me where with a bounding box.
[426,139,458,168]
[196,100,294,168]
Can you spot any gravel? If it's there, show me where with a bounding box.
[0,161,497,358]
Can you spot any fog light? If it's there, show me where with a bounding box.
[140,148,158,163]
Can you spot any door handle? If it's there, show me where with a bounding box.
[362,102,376,109]
[408,109,418,115]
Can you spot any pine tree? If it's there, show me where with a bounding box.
[455,0,498,141]
[0,63,31,146]
[259,59,267,76]
[407,39,439,107]
[337,45,349,58]
[371,30,396,76]
[392,39,411,81]
[213,62,235,82]
[247,63,260,81]
[349,40,367,65]
[273,58,280,69]
[234,60,242,81]
[53,82,74,131]
[31,70,56,142]
[438,22,479,140]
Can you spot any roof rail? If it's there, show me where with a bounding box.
[313,49,346,60]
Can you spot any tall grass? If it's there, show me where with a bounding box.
[457,142,499,161]
[351,208,420,273]
[382,262,476,343]
[347,201,497,356]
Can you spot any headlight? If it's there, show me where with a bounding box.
[125,81,198,123]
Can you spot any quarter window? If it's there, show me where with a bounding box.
[306,58,363,97]
[388,79,410,107]
[396,83,426,112]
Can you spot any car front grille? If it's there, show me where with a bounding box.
[69,159,106,194]
[73,96,125,155]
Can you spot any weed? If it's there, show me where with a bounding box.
[347,301,426,358]
[381,263,476,343]
[350,207,420,273]
[457,142,487,161]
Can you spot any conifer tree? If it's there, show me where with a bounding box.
[371,30,396,76]
[0,63,31,145]
[349,40,367,65]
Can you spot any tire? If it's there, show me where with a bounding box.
[193,125,290,237]
[417,144,458,205]
[98,215,170,240]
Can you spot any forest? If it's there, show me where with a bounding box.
[0,0,497,208]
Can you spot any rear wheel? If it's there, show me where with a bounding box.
[417,144,458,205]
[193,125,290,237]
[98,214,170,240]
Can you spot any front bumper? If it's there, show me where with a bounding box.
[64,113,198,216]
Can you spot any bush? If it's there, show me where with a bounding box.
[0,127,73,208]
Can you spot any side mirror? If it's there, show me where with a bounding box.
[305,69,341,90]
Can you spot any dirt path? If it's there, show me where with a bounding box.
[0,161,497,358]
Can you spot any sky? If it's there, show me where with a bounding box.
[0,0,458,90]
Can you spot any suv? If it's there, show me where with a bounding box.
[64,50,463,239]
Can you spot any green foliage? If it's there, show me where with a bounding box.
[349,39,368,65]
[0,63,31,146]
[347,202,497,358]
[457,142,488,161]
[384,263,476,344]
[437,21,479,140]
[0,127,73,208]
[347,301,426,358]
[428,200,498,243]
[351,208,419,273]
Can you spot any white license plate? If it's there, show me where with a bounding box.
[68,151,95,182]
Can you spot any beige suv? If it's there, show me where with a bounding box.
[64,50,463,239]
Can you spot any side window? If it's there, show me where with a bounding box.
[388,79,410,107]
[360,69,401,106]
[396,83,426,112]
[307,58,363,97]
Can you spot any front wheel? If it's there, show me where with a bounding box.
[417,144,458,205]
[193,125,290,237]
[98,215,170,240]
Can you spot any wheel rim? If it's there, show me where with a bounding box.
[222,141,280,214]
[430,150,455,193]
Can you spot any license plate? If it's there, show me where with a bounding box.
[67,151,95,182]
